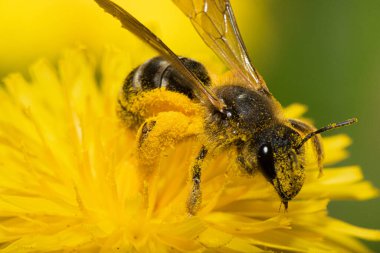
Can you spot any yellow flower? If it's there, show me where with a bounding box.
[0,47,379,252]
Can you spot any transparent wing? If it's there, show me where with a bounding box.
[94,0,225,111]
[172,0,269,93]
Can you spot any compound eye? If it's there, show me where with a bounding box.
[258,144,276,181]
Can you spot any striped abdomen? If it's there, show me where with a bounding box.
[118,56,210,127]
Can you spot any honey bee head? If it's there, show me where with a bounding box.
[242,124,306,206]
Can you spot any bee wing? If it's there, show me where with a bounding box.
[173,0,269,94]
[94,0,225,111]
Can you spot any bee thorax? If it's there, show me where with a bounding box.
[204,85,279,146]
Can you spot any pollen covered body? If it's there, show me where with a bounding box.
[117,56,313,211]
[117,57,207,182]
[117,56,209,130]
[99,0,354,212]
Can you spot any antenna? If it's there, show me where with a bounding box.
[296,118,358,150]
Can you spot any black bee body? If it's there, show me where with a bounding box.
[120,56,280,140]
[123,56,211,100]
[97,0,355,214]
[118,56,306,210]
[206,85,280,147]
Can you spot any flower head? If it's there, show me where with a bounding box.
[0,48,379,252]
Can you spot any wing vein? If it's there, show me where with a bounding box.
[173,0,270,94]
[94,0,226,111]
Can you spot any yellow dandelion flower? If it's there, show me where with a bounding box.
[0,47,379,253]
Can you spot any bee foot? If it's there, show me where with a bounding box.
[187,185,202,215]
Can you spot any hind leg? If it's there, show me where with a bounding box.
[136,112,208,215]
[187,146,208,215]
[136,111,202,180]
[136,112,204,213]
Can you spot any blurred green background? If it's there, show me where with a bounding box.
[239,1,380,251]
[1,0,379,251]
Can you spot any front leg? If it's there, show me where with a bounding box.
[289,119,324,176]
[187,146,208,215]
[236,141,257,175]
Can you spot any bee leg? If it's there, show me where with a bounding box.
[138,120,157,148]
[187,146,208,215]
[236,141,256,175]
[137,111,200,177]
[135,112,202,211]
[289,119,324,176]
[236,153,256,175]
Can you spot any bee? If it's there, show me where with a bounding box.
[95,0,357,213]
